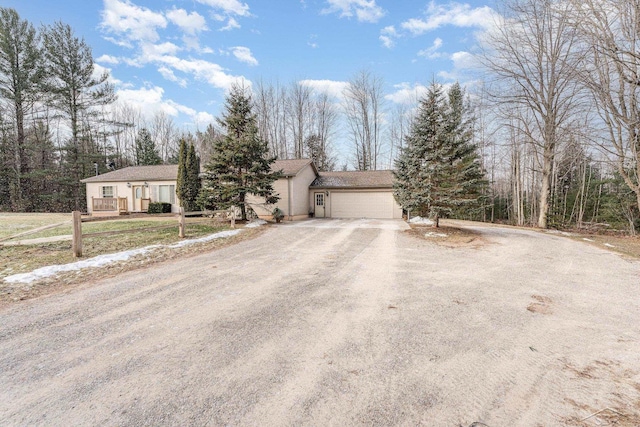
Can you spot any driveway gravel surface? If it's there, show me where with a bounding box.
[1,219,639,426]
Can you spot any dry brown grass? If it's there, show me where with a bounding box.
[568,233,640,260]
[405,224,486,248]
[0,221,267,306]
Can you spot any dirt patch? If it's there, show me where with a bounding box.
[527,295,553,315]
[561,360,640,426]
[0,226,266,307]
[406,225,485,248]
[568,233,640,260]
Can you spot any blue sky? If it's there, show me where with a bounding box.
[6,0,496,159]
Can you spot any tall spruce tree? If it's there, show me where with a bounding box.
[199,84,279,220]
[176,138,201,212]
[135,128,162,165]
[394,82,485,227]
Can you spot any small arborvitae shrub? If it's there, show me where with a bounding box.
[148,202,172,213]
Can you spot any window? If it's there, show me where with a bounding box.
[152,185,175,204]
[101,186,114,198]
[315,193,324,206]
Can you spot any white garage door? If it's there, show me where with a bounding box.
[330,192,395,219]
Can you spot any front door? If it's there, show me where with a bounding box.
[133,186,144,211]
[314,192,325,218]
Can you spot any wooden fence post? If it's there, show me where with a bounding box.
[229,209,235,229]
[178,207,186,238]
[72,211,83,258]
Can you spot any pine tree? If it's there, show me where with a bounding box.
[135,128,162,165]
[176,138,201,212]
[0,8,43,210]
[394,82,485,227]
[199,84,280,220]
[42,21,115,210]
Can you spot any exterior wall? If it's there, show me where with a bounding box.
[311,189,402,219]
[248,164,316,220]
[291,165,317,217]
[85,180,180,214]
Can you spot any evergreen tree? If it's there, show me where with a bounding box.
[199,84,279,220]
[394,82,485,227]
[0,8,43,210]
[135,128,162,165]
[186,142,201,209]
[42,21,115,210]
[176,138,201,212]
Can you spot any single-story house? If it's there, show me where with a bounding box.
[81,159,402,219]
[81,165,180,216]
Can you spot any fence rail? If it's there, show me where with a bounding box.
[71,208,234,258]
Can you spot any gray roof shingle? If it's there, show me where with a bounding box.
[310,170,395,189]
[272,158,316,177]
[80,165,179,183]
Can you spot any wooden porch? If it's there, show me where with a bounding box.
[91,197,130,216]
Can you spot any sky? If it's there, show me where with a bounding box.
[5,0,497,162]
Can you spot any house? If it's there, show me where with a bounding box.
[248,159,403,220]
[81,165,180,216]
[81,159,403,219]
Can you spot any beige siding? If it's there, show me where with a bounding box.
[319,190,402,219]
[85,180,179,214]
[248,163,316,219]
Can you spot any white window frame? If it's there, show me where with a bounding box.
[101,186,114,198]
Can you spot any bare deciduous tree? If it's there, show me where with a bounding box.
[343,69,385,170]
[571,0,640,216]
[479,0,583,228]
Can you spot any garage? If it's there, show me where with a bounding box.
[310,170,403,219]
[330,191,396,219]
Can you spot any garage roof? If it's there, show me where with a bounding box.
[81,165,179,183]
[310,170,395,189]
[272,158,317,177]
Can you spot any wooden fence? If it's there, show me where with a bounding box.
[71,208,234,258]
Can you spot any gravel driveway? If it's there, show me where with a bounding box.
[1,219,639,426]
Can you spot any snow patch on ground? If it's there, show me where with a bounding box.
[409,216,435,226]
[245,219,267,228]
[168,230,241,248]
[583,238,595,242]
[604,243,615,248]
[425,232,448,238]
[4,230,243,284]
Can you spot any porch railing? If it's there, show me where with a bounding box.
[92,197,128,213]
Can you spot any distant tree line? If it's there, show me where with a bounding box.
[1,1,639,234]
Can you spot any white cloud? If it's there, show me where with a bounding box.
[196,0,250,16]
[140,41,181,58]
[417,37,443,59]
[155,56,248,90]
[158,66,188,87]
[92,63,124,87]
[101,0,167,43]
[96,54,120,64]
[220,17,241,31]
[379,25,397,49]
[166,8,208,35]
[299,79,349,99]
[230,46,258,66]
[385,82,429,105]
[322,0,385,23]
[115,85,217,126]
[401,2,496,35]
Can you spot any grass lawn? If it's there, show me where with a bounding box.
[0,213,239,282]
